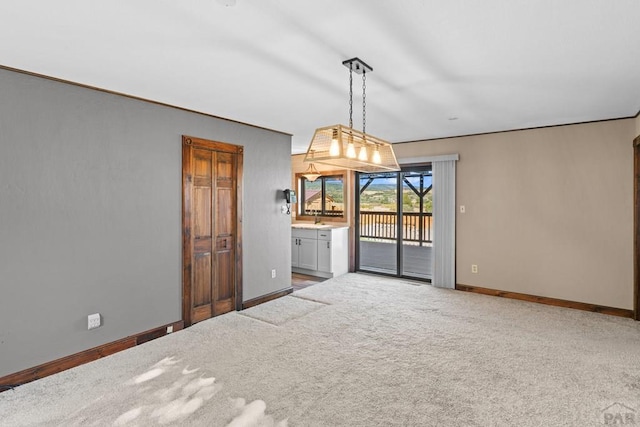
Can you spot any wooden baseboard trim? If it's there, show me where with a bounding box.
[242,287,293,310]
[0,320,184,393]
[456,284,634,319]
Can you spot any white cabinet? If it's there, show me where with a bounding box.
[317,236,331,273]
[291,237,299,267]
[292,226,348,278]
[292,237,318,270]
[292,229,318,271]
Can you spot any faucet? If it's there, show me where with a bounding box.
[314,210,321,224]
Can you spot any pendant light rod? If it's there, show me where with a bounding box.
[348,61,353,129]
[362,69,366,135]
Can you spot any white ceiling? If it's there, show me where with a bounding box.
[2,0,639,153]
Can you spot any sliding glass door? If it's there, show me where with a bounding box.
[357,172,399,275]
[356,166,433,280]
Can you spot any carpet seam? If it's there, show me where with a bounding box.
[235,313,282,327]
[288,294,333,305]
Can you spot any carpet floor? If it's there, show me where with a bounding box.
[1,273,639,426]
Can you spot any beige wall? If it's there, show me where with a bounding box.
[394,119,635,309]
[636,113,640,137]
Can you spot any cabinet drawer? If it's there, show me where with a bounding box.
[317,230,332,241]
[292,228,318,239]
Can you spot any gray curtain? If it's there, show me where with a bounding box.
[432,159,457,288]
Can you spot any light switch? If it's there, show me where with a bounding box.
[460,205,466,213]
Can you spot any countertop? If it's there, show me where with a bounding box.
[291,223,349,230]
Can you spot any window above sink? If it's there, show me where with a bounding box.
[295,170,346,221]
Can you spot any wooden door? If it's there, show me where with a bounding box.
[183,136,243,326]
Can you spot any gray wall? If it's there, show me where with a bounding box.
[0,68,292,377]
[394,119,634,310]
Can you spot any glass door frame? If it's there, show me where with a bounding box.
[355,164,432,281]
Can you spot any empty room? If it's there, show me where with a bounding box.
[1,1,640,426]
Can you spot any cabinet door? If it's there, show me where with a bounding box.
[291,238,299,267]
[298,237,318,270]
[317,239,331,272]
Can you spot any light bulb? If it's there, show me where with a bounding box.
[329,138,340,156]
[346,141,356,158]
[358,145,368,161]
[372,147,382,164]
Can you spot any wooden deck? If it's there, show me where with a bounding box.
[359,240,432,280]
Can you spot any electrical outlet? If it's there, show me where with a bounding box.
[271,269,276,279]
[460,205,466,213]
[87,313,101,330]
[471,264,478,274]
[166,325,173,334]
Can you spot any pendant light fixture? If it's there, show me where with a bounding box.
[304,58,399,173]
[301,162,321,182]
[301,150,322,182]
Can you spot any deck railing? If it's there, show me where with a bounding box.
[303,209,344,217]
[359,211,432,245]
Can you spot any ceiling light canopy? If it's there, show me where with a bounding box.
[305,58,399,173]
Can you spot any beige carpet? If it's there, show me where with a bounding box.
[1,273,639,426]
